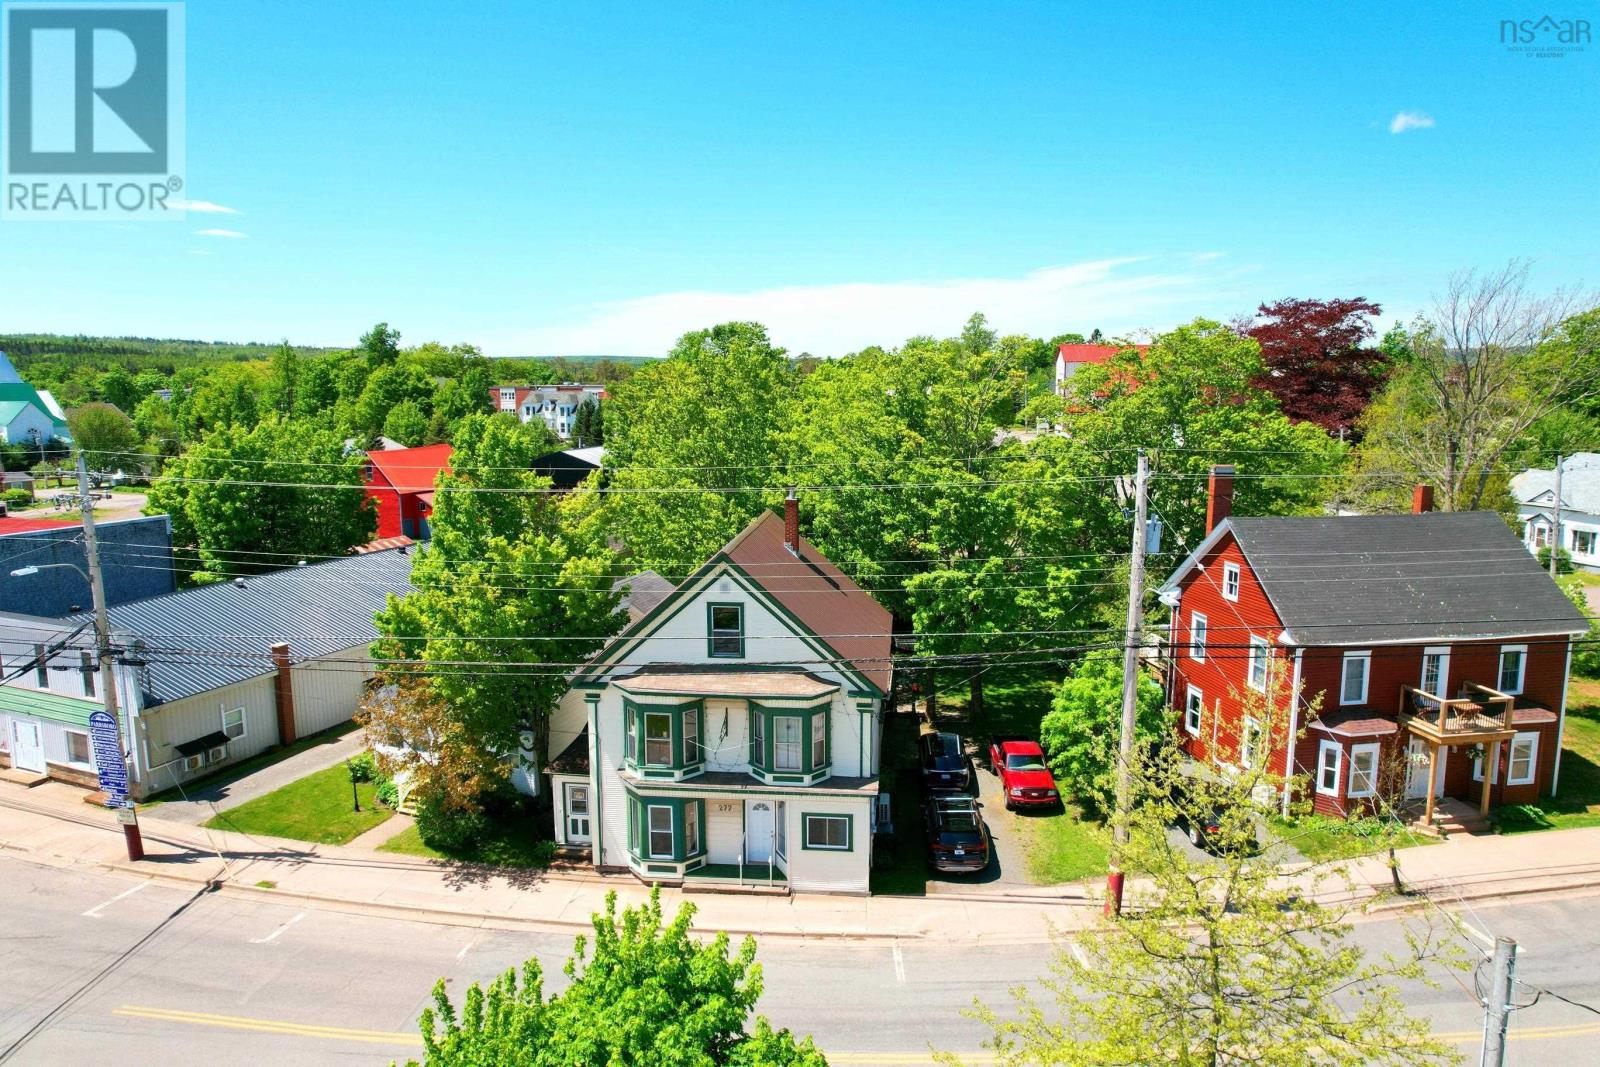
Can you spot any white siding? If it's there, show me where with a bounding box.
[138,676,277,792]
[785,794,872,894]
[290,646,375,738]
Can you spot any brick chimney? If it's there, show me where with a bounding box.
[1412,484,1434,514]
[271,642,297,746]
[784,487,799,555]
[1206,465,1235,535]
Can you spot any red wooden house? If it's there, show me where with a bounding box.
[362,444,452,540]
[1157,468,1588,828]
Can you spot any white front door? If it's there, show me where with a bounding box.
[745,800,775,863]
[563,783,591,844]
[11,719,45,773]
[1405,739,1446,800]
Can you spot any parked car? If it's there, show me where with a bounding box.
[1167,769,1237,853]
[923,794,991,873]
[918,731,970,792]
[987,736,1060,810]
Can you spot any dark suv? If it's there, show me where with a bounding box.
[923,795,991,873]
[918,731,970,792]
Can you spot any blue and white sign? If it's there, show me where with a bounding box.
[87,709,129,802]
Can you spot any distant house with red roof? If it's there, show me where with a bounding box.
[362,444,452,540]
[1054,342,1150,397]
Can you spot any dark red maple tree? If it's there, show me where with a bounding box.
[1244,297,1390,438]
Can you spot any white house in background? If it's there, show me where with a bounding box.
[1053,341,1150,396]
[490,384,606,440]
[545,497,893,895]
[0,350,71,446]
[1512,454,1600,572]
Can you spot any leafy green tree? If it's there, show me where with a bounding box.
[351,363,436,443]
[1558,576,1600,677]
[96,367,139,411]
[960,311,997,356]
[179,363,263,438]
[384,400,429,447]
[67,403,142,468]
[407,890,825,1067]
[361,321,402,369]
[131,394,181,458]
[429,358,494,438]
[293,358,341,419]
[146,417,375,575]
[1038,648,1166,810]
[373,414,619,833]
[951,729,1462,1067]
[604,322,794,571]
[263,342,300,416]
[1066,319,1343,551]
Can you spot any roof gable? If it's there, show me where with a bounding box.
[366,444,453,494]
[578,511,893,695]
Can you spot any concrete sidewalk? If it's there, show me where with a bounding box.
[5,780,1600,944]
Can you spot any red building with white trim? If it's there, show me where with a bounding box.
[1157,468,1587,827]
[362,444,452,540]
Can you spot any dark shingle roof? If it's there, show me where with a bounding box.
[88,549,415,706]
[1225,511,1588,646]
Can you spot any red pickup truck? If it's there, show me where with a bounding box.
[988,737,1060,810]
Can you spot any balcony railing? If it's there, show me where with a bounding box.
[1398,682,1514,740]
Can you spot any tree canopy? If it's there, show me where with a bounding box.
[1244,297,1389,438]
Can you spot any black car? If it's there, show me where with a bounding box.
[918,730,970,792]
[1168,771,1252,854]
[923,795,991,873]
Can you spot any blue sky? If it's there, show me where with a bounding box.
[2,0,1596,356]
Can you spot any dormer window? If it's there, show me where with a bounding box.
[708,603,744,657]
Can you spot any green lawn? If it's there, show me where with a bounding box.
[1013,802,1108,883]
[1492,678,1600,833]
[204,762,391,845]
[378,821,556,868]
[1269,814,1435,862]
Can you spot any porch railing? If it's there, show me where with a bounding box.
[1398,683,1513,736]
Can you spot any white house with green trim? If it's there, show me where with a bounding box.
[546,503,893,895]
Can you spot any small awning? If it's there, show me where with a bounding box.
[1307,710,1400,739]
[174,731,230,757]
[0,686,98,729]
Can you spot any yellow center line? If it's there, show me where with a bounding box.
[111,1005,1600,1057]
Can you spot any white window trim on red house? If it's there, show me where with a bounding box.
[1315,741,1341,796]
[1246,636,1270,692]
[1347,743,1380,798]
[1184,684,1203,736]
[1221,561,1241,602]
[1339,651,1371,706]
[1420,646,1450,696]
[1498,644,1528,695]
[1189,612,1208,661]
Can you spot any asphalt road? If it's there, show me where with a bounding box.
[3,856,1599,1066]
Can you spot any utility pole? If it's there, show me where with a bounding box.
[1106,450,1150,918]
[1481,936,1517,1067]
[1550,455,1564,577]
[78,453,144,861]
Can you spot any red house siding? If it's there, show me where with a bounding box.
[1170,532,1575,817]
[1169,532,1290,772]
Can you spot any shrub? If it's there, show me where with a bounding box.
[346,750,378,783]
[1537,546,1573,574]
[415,790,492,852]
[1039,649,1166,811]
[375,778,399,809]
[2,488,33,508]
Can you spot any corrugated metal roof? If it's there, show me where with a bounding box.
[84,548,415,707]
[0,685,98,728]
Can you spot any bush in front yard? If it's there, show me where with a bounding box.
[415,790,494,852]
[1039,649,1166,813]
[346,750,378,782]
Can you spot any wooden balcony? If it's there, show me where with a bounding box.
[1397,682,1516,744]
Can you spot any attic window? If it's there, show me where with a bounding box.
[709,604,744,658]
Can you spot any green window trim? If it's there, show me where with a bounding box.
[625,793,707,863]
[747,702,831,778]
[707,602,745,658]
[800,812,853,851]
[623,698,706,774]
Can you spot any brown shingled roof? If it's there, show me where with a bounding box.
[719,510,894,694]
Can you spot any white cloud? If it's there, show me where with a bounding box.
[1191,251,1226,263]
[1388,111,1435,134]
[195,228,248,239]
[476,256,1258,358]
[188,249,215,256]
[171,199,240,215]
